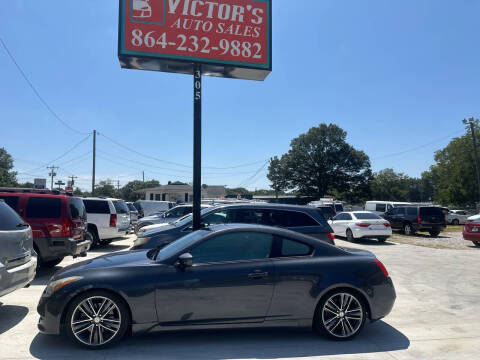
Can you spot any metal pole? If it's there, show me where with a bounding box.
[469,119,480,203]
[92,130,96,195]
[193,64,202,230]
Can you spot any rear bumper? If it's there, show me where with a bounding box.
[352,228,392,239]
[0,256,37,297]
[412,224,445,232]
[463,231,480,241]
[100,226,130,240]
[35,237,91,262]
[369,277,396,320]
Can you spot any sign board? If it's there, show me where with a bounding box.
[118,0,272,80]
[34,178,47,190]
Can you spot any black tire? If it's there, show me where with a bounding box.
[41,257,63,268]
[315,290,366,340]
[403,223,414,236]
[346,229,356,242]
[100,239,113,246]
[429,230,440,237]
[86,227,101,247]
[452,219,460,226]
[473,241,480,247]
[377,237,387,243]
[64,290,130,349]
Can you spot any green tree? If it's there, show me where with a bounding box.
[370,169,411,201]
[267,156,288,198]
[268,124,371,201]
[0,148,17,187]
[93,180,116,198]
[119,180,160,201]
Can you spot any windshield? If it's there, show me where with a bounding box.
[173,207,215,226]
[127,203,136,211]
[154,230,209,261]
[113,201,129,214]
[353,212,381,220]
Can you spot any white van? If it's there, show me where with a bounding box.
[365,201,411,215]
[134,200,175,217]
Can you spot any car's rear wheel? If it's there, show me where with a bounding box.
[472,241,480,247]
[452,219,460,226]
[316,290,366,340]
[65,291,129,349]
[403,223,414,236]
[346,229,356,242]
[377,237,387,243]
[86,228,101,247]
[429,230,440,237]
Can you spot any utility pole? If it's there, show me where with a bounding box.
[116,180,120,190]
[142,171,145,183]
[68,175,78,187]
[464,118,480,207]
[92,130,96,195]
[46,166,59,190]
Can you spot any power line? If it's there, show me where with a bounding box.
[371,130,463,160]
[99,132,269,170]
[0,37,88,136]
[237,161,269,188]
[25,134,91,173]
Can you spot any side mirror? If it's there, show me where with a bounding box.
[177,253,193,270]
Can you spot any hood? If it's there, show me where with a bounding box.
[141,214,162,221]
[55,250,153,278]
[141,223,177,237]
[468,214,480,221]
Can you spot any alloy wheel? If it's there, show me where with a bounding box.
[321,293,363,339]
[403,223,412,235]
[70,296,121,347]
[346,229,355,242]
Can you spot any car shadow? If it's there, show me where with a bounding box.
[392,231,449,239]
[31,266,63,286]
[335,237,396,246]
[89,243,131,253]
[29,321,409,359]
[0,304,29,334]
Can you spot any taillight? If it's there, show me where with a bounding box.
[417,216,421,224]
[110,214,117,227]
[384,223,391,227]
[373,259,389,277]
[444,216,447,225]
[355,223,370,228]
[327,232,335,241]
[62,221,72,237]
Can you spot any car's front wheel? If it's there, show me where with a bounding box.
[346,229,356,242]
[473,241,480,247]
[429,230,440,237]
[452,219,459,226]
[64,291,130,349]
[316,290,366,340]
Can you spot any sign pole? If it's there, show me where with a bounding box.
[193,63,202,230]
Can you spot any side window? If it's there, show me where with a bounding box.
[390,208,398,215]
[386,204,393,211]
[333,213,345,221]
[182,207,193,216]
[287,211,318,227]
[190,232,273,263]
[269,210,290,227]
[0,196,19,211]
[26,197,61,218]
[83,200,110,214]
[0,202,26,230]
[397,207,406,215]
[229,209,258,224]
[343,213,352,221]
[376,203,386,212]
[406,207,417,216]
[202,210,228,226]
[280,238,312,257]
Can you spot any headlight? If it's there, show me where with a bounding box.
[44,276,83,297]
[133,236,150,247]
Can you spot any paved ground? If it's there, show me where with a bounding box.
[1,234,479,360]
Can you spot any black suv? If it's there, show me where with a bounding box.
[384,206,446,236]
[132,203,335,249]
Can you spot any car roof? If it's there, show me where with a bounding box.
[206,203,317,211]
[0,191,74,199]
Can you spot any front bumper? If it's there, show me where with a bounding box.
[463,231,480,241]
[35,237,91,262]
[0,256,37,297]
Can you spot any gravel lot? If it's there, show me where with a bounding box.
[1,234,479,360]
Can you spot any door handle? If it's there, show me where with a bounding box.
[248,271,268,279]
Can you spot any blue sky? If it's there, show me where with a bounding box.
[1,0,478,191]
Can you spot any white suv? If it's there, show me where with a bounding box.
[83,198,131,246]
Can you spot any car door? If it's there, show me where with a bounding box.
[155,231,275,325]
[329,214,343,235]
[384,208,399,229]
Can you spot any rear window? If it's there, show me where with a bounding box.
[353,212,381,220]
[26,197,61,218]
[420,207,444,216]
[69,198,86,220]
[0,201,26,230]
[113,201,129,214]
[0,195,19,211]
[280,238,312,257]
[127,203,136,211]
[84,200,110,214]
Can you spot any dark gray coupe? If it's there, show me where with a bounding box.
[38,224,396,349]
